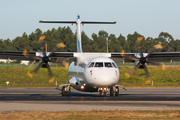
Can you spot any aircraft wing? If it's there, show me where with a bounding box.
[0,51,74,62]
[0,51,180,63]
[147,52,180,62]
[110,52,180,62]
[0,51,36,61]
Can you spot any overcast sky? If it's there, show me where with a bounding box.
[0,0,180,40]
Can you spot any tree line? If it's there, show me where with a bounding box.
[0,26,180,53]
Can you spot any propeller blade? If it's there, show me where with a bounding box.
[33,62,44,74]
[23,49,42,61]
[63,61,69,69]
[39,36,46,57]
[125,55,139,61]
[121,50,125,57]
[145,79,151,84]
[136,37,143,58]
[121,50,139,61]
[46,63,54,83]
[27,72,34,78]
[23,49,28,57]
[48,43,66,57]
[143,64,150,78]
[148,61,166,70]
[146,44,163,59]
[124,62,141,78]
[27,62,44,78]
[142,64,151,84]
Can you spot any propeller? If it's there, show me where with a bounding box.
[123,37,165,84]
[23,36,66,83]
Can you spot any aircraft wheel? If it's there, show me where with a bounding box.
[62,87,65,96]
[99,90,103,97]
[115,87,119,96]
[67,87,71,96]
[110,87,114,96]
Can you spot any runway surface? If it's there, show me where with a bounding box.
[0,88,180,111]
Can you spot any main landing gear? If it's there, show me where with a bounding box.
[110,86,119,96]
[98,86,119,97]
[62,86,71,96]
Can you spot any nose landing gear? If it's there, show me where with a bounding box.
[98,87,108,97]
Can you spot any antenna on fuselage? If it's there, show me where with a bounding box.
[39,15,116,52]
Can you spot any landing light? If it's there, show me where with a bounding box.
[83,84,86,86]
[81,86,84,89]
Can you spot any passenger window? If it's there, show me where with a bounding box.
[95,62,103,67]
[112,62,118,68]
[105,62,112,67]
[88,62,94,68]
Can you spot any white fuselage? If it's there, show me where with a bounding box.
[56,15,119,92]
[68,55,119,92]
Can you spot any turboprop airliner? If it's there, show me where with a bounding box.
[0,15,180,96]
[38,15,121,96]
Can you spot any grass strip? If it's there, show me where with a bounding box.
[0,110,180,120]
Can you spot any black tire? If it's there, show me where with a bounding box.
[110,87,114,96]
[62,87,65,96]
[115,87,119,96]
[67,87,71,96]
[99,90,103,97]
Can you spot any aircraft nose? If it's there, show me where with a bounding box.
[91,69,119,86]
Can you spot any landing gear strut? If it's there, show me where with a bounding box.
[62,86,71,96]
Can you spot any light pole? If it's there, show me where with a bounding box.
[107,38,108,53]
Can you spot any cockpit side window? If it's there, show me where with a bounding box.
[95,62,103,67]
[112,62,118,68]
[105,62,112,67]
[88,62,94,68]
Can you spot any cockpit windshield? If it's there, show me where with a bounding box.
[95,62,103,67]
[88,62,94,68]
[105,62,112,67]
[112,62,118,68]
[87,62,117,68]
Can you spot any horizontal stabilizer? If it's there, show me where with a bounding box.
[39,21,76,24]
[81,21,116,24]
[39,21,116,24]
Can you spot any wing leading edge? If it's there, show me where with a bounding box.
[111,52,180,62]
[0,51,180,63]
